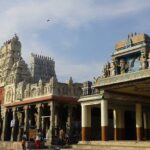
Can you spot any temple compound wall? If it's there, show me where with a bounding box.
[0,35,82,144]
[79,33,150,142]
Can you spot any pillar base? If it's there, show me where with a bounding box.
[101,126,108,141]
[82,127,91,141]
[114,128,125,141]
[136,127,142,141]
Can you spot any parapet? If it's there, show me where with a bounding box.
[31,53,54,62]
[115,33,150,51]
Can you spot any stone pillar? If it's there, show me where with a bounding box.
[136,103,142,141]
[1,108,7,141]
[36,104,41,130]
[54,106,59,136]
[41,117,44,133]
[143,112,147,140]
[81,105,91,141]
[24,106,29,137]
[113,109,125,141]
[101,99,108,141]
[11,108,16,141]
[66,106,72,136]
[67,107,72,127]
[49,101,55,144]
[17,112,23,141]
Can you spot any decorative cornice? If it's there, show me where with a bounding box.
[94,69,150,88]
[78,94,102,103]
[4,94,78,107]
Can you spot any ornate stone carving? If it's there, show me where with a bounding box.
[140,50,148,70]
[147,52,150,68]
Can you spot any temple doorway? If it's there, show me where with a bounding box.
[6,109,13,140]
[124,111,136,140]
[41,104,50,139]
[58,104,68,129]
[91,107,101,140]
[108,109,114,140]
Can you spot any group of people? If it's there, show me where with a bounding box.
[21,126,80,149]
[21,129,43,150]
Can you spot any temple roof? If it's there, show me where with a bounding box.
[115,33,150,50]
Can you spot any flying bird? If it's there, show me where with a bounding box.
[47,19,50,22]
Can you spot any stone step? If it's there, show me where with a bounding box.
[73,145,150,150]
[72,141,150,150]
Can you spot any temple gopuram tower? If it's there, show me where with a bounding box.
[0,34,31,86]
[30,53,56,83]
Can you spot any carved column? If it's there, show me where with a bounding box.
[113,109,125,141]
[147,52,150,68]
[36,104,41,130]
[136,103,142,141]
[17,112,23,141]
[81,105,91,141]
[24,106,29,138]
[66,106,73,138]
[101,99,108,141]
[49,101,55,144]
[11,108,16,141]
[143,112,147,140]
[54,106,59,136]
[1,108,7,141]
[41,117,44,134]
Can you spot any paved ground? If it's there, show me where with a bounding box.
[26,147,72,150]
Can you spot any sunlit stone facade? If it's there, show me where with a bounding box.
[0,35,82,144]
[79,33,150,142]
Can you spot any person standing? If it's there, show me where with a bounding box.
[22,131,27,150]
[35,129,42,149]
[59,128,65,146]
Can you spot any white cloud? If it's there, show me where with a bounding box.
[56,60,104,82]
[1,0,147,41]
[0,0,149,81]
[0,0,149,41]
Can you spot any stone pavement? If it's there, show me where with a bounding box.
[72,141,150,150]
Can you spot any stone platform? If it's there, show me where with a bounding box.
[0,141,22,150]
[72,141,150,150]
[0,141,47,150]
[1,141,150,150]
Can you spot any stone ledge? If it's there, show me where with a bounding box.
[95,69,150,88]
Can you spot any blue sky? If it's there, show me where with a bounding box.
[0,0,150,82]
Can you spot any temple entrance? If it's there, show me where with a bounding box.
[5,109,13,141]
[58,104,68,129]
[41,104,50,139]
[91,107,101,140]
[71,106,81,142]
[125,111,136,140]
[28,105,37,129]
[108,109,114,140]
